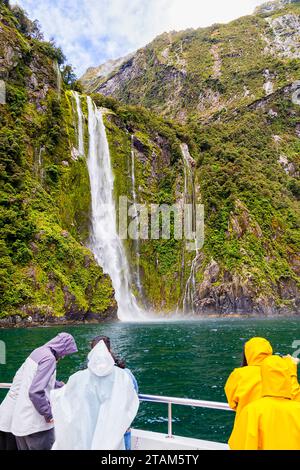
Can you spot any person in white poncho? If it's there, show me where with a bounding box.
[50,338,139,450]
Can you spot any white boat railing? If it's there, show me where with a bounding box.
[0,384,233,438]
[139,394,232,438]
[0,383,10,389]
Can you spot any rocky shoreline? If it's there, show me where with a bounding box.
[0,307,118,329]
[1,309,299,329]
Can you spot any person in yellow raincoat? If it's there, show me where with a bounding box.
[225,337,273,419]
[284,355,300,401]
[229,355,300,450]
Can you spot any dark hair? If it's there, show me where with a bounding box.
[90,335,126,369]
[242,349,248,367]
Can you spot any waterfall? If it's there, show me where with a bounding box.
[181,143,198,314]
[54,61,62,98]
[183,245,198,315]
[71,91,85,157]
[130,136,143,298]
[35,146,45,181]
[86,96,145,321]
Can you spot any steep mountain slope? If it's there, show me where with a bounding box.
[81,0,300,124]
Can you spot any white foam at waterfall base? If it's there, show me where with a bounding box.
[86,96,146,321]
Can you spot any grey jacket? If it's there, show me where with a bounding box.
[28,333,78,421]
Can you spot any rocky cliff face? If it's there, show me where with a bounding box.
[80,53,134,94]
[255,0,300,15]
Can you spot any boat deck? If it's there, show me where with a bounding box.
[132,429,228,450]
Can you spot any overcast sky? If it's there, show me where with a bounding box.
[15,0,267,76]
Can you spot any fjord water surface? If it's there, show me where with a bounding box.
[1,317,300,443]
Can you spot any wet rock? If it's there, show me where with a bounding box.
[278,154,297,176]
[29,73,39,90]
[278,277,299,300]
[268,109,278,118]
[132,135,149,155]
[71,146,80,161]
[194,263,300,316]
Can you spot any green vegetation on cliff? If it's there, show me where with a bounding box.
[189,86,300,313]
[0,2,115,322]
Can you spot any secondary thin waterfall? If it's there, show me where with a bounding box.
[86,97,145,321]
[130,136,143,298]
[181,143,198,314]
[72,91,85,157]
[54,61,62,98]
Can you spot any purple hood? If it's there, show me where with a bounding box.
[45,333,78,358]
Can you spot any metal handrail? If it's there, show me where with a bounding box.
[0,384,233,438]
[139,394,231,410]
[139,394,232,438]
[0,383,11,389]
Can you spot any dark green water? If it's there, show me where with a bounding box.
[1,318,300,443]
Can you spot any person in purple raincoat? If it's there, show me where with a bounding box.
[0,333,77,450]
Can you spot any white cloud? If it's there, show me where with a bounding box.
[14,0,268,76]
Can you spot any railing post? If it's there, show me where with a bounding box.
[167,402,173,438]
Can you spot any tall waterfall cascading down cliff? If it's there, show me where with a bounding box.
[84,96,145,321]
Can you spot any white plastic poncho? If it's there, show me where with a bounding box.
[50,341,139,450]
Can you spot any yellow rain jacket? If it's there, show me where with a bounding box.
[225,337,273,418]
[284,356,300,402]
[229,355,300,450]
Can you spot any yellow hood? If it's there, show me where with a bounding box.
[261,355,292,400]
[244,337,273,366]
